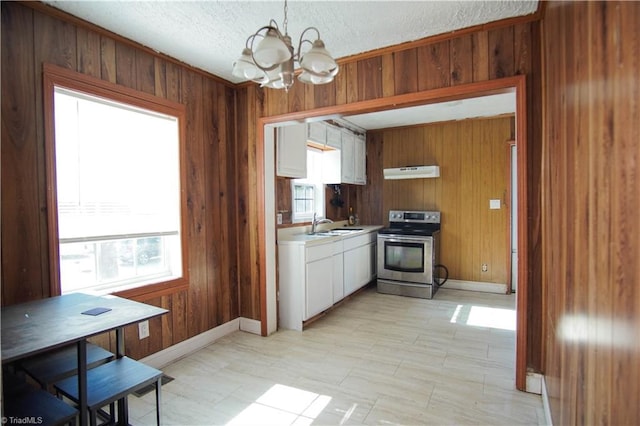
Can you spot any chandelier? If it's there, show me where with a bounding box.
[232,0,339,92]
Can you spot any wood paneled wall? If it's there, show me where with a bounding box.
[542,2,640,425]
[1,1,546,374]
[238,19,543,370]
[1,2,239,359]
[371,117,512,285]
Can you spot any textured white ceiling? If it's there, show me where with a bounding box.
[343,92,516,130]
[44,0,538,84]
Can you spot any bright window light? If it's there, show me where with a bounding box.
[228,384,332,425]
[450,304,464,323]
[291,148,325,223]
[53,87,182,294]
[467,306,516,331]
[449,304,516,331]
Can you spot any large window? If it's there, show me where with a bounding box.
[44,65,187,297]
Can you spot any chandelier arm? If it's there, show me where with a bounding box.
[296,27,322,58]
[294,39,314,63]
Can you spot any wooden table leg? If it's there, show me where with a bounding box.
[77,339,87,426]
[115,327,128,425]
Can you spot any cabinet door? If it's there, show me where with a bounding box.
[354,134,367,185]
[341,131,355,183]
[305,256,333,319]
[325,125,342,149]
[307,122,326,145]
[355,243,371,288]
[332,252,344,303]
[343,247,358,296]
[277,124,307,178]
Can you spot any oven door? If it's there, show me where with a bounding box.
[377,234,433,285]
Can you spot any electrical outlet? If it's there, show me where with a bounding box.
[277,213,283,225]
[138,320,150,339]
[482,263,488,272]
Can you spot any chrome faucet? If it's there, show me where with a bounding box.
[311,213,333,234]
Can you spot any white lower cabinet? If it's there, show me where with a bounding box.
[278,229,378,331]
[305,256,333,319]
[343,233,376,297]
[332,241,344,303]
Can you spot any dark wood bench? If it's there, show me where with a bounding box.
[20,342,114,389]
[54,356,162,426]
[3,370,78,426]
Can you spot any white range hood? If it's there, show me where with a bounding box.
[383,165,440,180]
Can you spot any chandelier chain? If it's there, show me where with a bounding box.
[283,0,288,34]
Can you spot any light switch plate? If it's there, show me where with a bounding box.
[490,199,501,210]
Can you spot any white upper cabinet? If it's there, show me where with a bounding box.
[340,130,356,184]
[354,133,367,185]
[325,124,342,149]
[277,124,307,178]
[293,121,365,185]
[307,122,326,145]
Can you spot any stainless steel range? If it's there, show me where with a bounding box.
[377,210,441,299]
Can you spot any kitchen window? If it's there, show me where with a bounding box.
[43,65,188,297]
[291,148,325,223]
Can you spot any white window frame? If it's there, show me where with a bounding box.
[291,147,326,223]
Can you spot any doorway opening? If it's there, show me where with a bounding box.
[258,75,528,390]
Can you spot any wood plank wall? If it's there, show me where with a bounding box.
[374,117,512,285]
[541,2,640,425]
[237,19,544,370]
[1,2,239,359]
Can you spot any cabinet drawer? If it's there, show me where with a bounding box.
[306,243,333,263]
[343,233,370,251]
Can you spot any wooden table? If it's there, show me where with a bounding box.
[1,292,168,425]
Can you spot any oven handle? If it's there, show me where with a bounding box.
[377,234,430,243]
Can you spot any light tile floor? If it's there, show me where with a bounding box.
[128,287,545,425]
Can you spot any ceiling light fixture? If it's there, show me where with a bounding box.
[232,0,339,92]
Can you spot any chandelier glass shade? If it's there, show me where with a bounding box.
[232,1,339,91]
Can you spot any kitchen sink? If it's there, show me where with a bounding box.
[311,228,363,236]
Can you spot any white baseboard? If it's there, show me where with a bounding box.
[140,317,250,369]
[240,317,262,335]
[441,279,507,294]
[526,371,542,394]
[541,375,553,426]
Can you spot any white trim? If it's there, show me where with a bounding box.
[541,375,553,426]
[525,371,542,394]
[441,279,507,294]
[240,317,262,335]
[264,126,278,336]
[139,318,240,369]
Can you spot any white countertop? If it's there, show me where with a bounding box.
[278,224,383,246]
